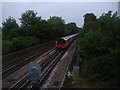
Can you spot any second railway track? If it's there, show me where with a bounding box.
[1,42,54,79]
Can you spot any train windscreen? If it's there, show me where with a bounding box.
[56,39,66,45]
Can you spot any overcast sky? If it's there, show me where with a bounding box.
[1,2,118,27]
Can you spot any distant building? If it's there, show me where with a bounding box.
[118,1,120,17]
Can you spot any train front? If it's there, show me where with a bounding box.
[55,38,67,50]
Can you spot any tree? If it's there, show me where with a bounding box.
[9,27,28,39]
[83,13,97,23]
[82,13,99,37]
[47,16,65,38]
[19,10,41,27]
[79,11,120,87]
[27,20,51,41]
[2,16,19,35]
[65,22,79,34]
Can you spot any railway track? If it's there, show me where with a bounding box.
[1,43,54,79]
[2,41,54,67]
[8,50,64,89]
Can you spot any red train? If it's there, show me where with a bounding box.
[55,33,79,49]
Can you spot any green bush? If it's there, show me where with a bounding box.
[2,40,13,55]
[12,36,40,52]
[3,36,40,55]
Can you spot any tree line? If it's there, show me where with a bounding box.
[2,10,80,55]
[79,11,120,87]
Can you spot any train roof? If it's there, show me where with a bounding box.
[60,33,78,40]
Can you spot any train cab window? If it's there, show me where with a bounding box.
[56,39,66,45]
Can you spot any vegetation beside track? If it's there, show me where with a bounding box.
[78,11,120,88]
